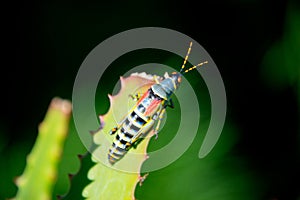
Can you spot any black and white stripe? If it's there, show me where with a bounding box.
[108,102,148,164]
[108,120,143,164]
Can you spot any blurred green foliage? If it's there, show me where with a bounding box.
[52,118,87,199]
[137,124,261,200]
[0,102,87,199]
[261,5,300,101]
[15,98,71,200]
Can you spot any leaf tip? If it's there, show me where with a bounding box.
[99,115,105,128]
[144,154,149,160]
[89,129,97,135]
[13,176,21,186]
[120,76,126,87]
[68,173,75,181]
[77,154,84,161]
[50,97,72,115]
[107,94,113,101]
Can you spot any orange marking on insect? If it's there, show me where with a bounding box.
[136,90,149,105]
[145,99,161,116]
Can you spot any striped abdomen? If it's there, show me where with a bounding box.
[108,125,133,164]
[108,112,146,164]
[108,92,161,164]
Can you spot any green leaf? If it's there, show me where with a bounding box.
[83,73,158,200]
[15,98,72,200]
[53,117,88,199]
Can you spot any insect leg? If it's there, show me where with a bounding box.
[138,173,149,186]
[109,117,127,135]
[109,126,119,135]
[130,137,144,149]
[125,137,142,151]
[167,98,175,109]
[154,108,166,139]
[129,92,143,101]
[153,75,160,84]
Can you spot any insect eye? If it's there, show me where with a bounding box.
[178,76,182,83]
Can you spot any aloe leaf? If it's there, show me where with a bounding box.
[14,98,72,200]
[53,118,89,199]
[83,73,158,200]
[58,153,94,200]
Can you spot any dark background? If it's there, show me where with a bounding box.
[1,0,299,199]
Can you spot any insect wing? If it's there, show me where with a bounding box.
[136,90,150,105]
[145,99,162,116]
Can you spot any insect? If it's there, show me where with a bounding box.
[107,42,208,164]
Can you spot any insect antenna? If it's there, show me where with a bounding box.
[180,42,193,73]
[183,61,208,74]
